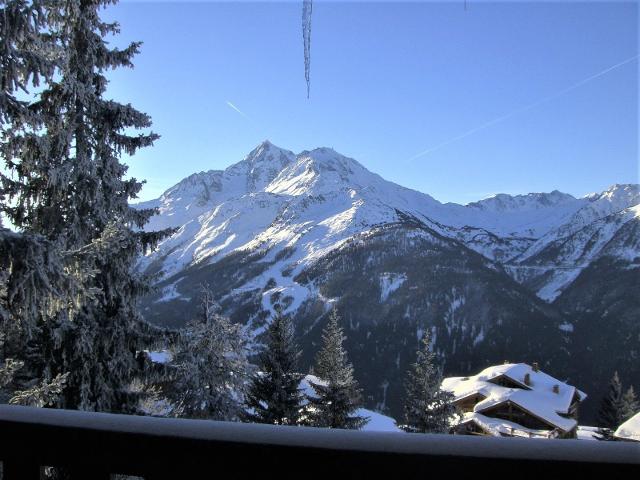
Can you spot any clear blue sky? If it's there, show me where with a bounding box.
[103,1,639,204]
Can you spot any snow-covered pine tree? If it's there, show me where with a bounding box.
[306,309,367,429]
[402,331,457,433]
[1,0,171,412]
[0,0,58,127]
[0,229,74,407]
[620,386,639,423]
[0,15,77,401]
[167,286,250,421]
[244,307,304,425]
[597,371,624,430]
[0,1,68,404]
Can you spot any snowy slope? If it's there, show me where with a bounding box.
[509,201,640,301]
[516,184,640,263]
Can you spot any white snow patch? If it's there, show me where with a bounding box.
[615,412,640,442]
[536,268,583,302]
[146,350,172,364]
[577,425,600,441]
[379,272,407,302]
[558,322,574,333]
[155,281,184,303]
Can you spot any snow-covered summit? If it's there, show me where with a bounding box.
[139,142,638,241]
[585,183,639,204]
[228,140,297,193]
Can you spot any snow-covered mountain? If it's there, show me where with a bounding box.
[136,141,639,422]
[509,203,640,301]
[138,141,638,300]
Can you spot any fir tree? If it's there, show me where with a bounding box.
[0,0,172,412]
[0,229,75,406]
[306,309,367,429]
[402,331,457,433]
[244,307,304,425]
[598,371,624,430]
[620,386,639,424]
[0,0,58,127]
[0,1,71,397]
[167,286,250,421]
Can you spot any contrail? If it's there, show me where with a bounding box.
[226,101,249,119]
[407,54,639,162]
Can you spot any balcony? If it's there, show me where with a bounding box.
[1,404,638,479]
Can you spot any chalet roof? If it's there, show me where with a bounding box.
[458,412,558,439]
[614,412,640,442]
[441,363,586,434]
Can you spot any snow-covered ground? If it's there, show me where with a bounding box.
[615,412,640,442]
[576,426,600,441]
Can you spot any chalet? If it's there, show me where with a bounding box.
[441,362,586,439]
[614,412,640,442]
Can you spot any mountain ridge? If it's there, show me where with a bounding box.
[136,141,638,293]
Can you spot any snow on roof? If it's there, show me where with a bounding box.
[442,363,586,434]
[460,412,558,439]
[614,412,640,442]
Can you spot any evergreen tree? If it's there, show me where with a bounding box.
[0,0,58,127]
[597,371,624,430]
[402,331,457,433]
[306,309,367,429]
[0,1,70,402]
[167,286,250,421]
[244,307,304,425]
[0,229,74,406]
[0,0,171,412]
[620,386,639,423]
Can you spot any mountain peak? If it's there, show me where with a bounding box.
[468,190,578,213]
[160,169,221,199]
[235,141,296,192]
[244,140,290,160]
[583,183,640,208]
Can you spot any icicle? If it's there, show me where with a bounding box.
[302,0,313,98]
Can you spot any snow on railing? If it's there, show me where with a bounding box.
[0,404,639,479]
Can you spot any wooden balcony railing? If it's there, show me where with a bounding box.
[1,404,638,479]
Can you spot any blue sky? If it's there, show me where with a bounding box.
[104,1,639,204]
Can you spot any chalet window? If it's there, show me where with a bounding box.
[487,375,530,390]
